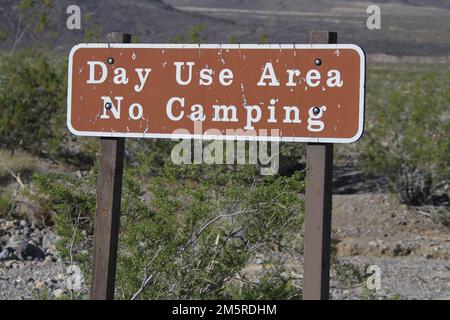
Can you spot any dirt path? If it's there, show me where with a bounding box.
[333,193,449,260]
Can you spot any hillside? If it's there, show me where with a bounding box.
[165,0,450,10]
[165,0,450,56]
[0,0,449,56]
[0,0,232,51]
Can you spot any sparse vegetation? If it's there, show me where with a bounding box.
[3,0,55,53]
[435,207,450,226]
[361,67,450,206]
[0,150,40,179]
[188,24,207,43]
[171,24,208,44]
[82,13,103,43]
[228,35,238,44]
[259,34,269,44]
[0,191,12,218]
[233,273,301,300]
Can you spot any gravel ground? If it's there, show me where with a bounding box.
[0,219,74,300]
[330,193,450,299]
[331,256,450,300]
[0,258,66,300]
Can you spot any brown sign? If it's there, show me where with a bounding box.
[67,44,365,143]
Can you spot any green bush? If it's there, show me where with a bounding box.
[0,50,97,166]
[34,153,305,300]
[233,273,301,300]
[33,171,96,283]
[361,68,450,205]
[0,191,12,218]
[0,50,66,157]
[436,208,450,226]
[118,158,304,299]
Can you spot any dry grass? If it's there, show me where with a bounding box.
[0,149,41,179]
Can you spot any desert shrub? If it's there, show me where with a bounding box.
[188,24,207,43]
[332,258,367,289]
[232,273,301,300]
[279,143,306,175]
[259,34,269,44]
[0,50,97,166]
[117,158,304,299]
[171,24,207,44]
[33,171,96,280]
[0,50,66,157]
[0,191,12,218]
[418,206,450,227]
[361,68,450,205]
[436,208,450,227]
[34,152,305,300]
[1,0,55,53]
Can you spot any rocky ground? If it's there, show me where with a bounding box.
[331,193,450,299]
[0,219,70,299]
[331,256,450,300]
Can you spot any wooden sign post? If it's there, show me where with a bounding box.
[90,32,131,300]
[302,30,337,301]
[66,31,365,300]
[303,31,338,300]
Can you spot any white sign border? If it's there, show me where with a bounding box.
[67,43,365,143]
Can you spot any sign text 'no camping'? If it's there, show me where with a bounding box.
[67,44,365,143]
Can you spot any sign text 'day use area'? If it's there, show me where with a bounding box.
[68,44,365,143]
